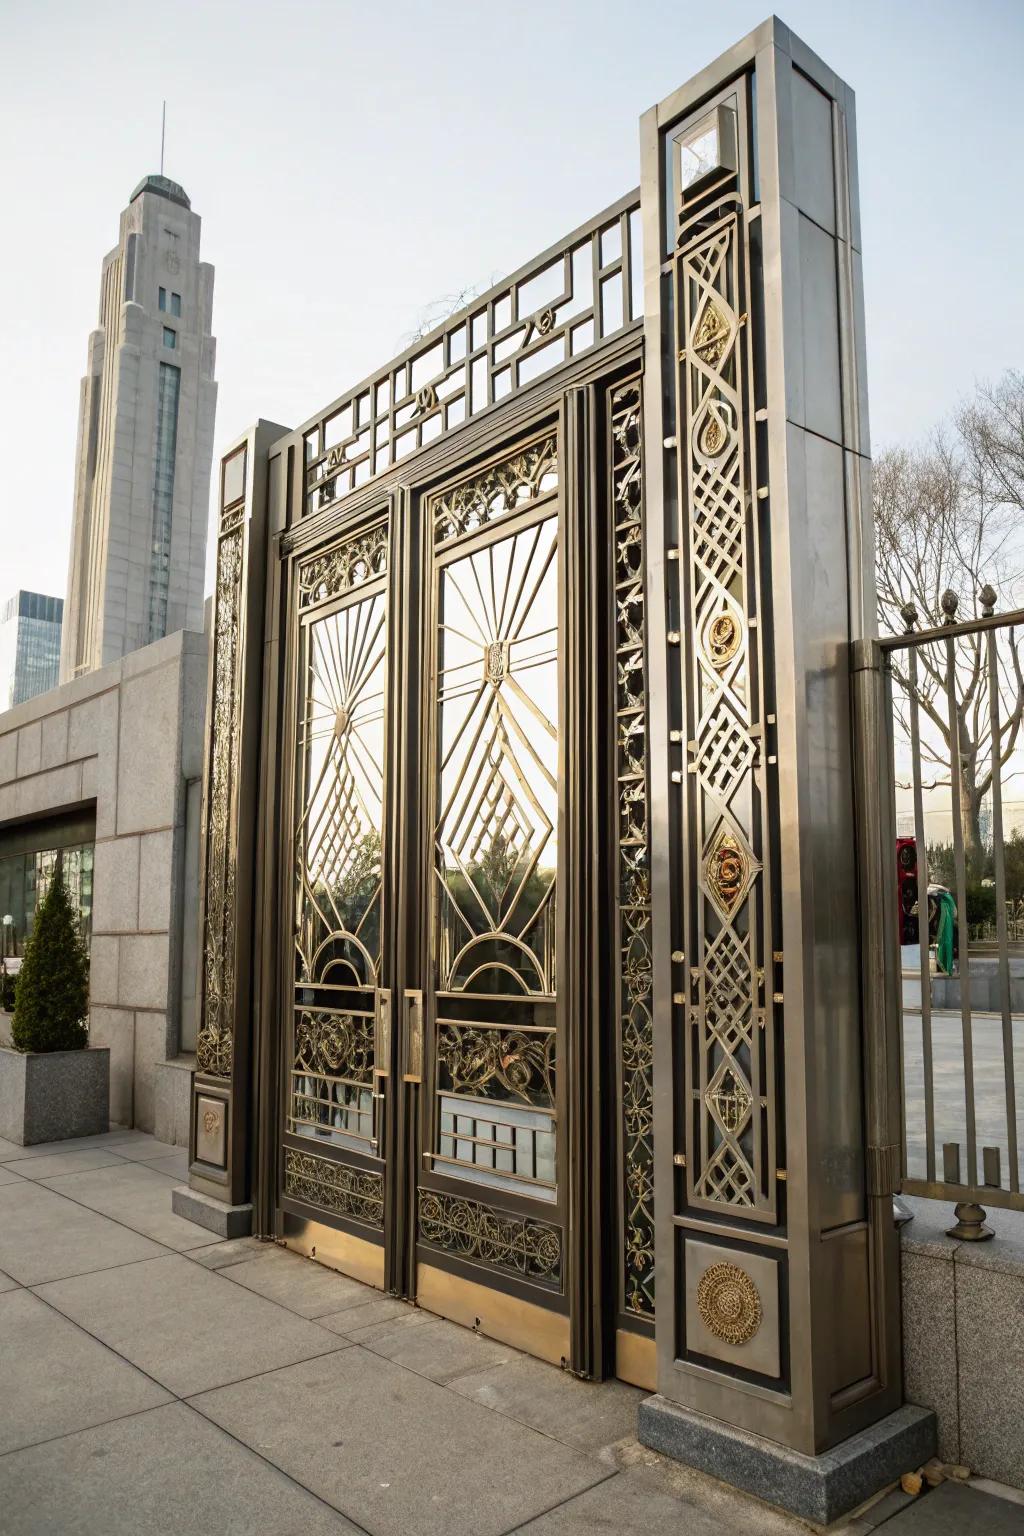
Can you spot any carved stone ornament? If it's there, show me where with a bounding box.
[202,1107,221,1136]
[696,1261,762,1345]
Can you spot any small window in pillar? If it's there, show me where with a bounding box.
[163,327,177,349]
[158,287,167,311]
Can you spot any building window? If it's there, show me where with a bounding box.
[147,363,181,643]
[163,327,176,349]
[158,287,167,311]
[170,292,182,317]
[0,842,94,961]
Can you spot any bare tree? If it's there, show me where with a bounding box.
[874,371,1024,872]
[394,276,501,353]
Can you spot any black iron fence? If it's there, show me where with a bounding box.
[860,589,1024,1238]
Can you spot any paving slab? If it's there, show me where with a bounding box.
[341,1307,435,1345]
[449,1351,643,1451]
[511,1467,719,1534]
[355,1310,517,1382]
[0,1178,167,1285]
[0,1129,136,1159]
[2,1147,128,1181]
[607,1438,817,1536]
[0,1400,360,1536]
[39,1161,220,1251]
[0,1163,28,1184]
[191,1346,609,1536]
[317,1294,422,1335]
[190,1236,270,1270]
[0,1269,18,1292]
[220,1245,376,1318]
[34,1252,350,1397]
[108,1132,185,1162]
[143,1149,190,1180]
[880,1479,1024,1533]
[0,1287,171,1454]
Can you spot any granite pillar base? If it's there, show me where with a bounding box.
[171,1184,253,1238]
[637,1396,936,1524]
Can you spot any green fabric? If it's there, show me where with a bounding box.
[934,890,956,977]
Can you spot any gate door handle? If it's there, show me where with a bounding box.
[374,989,391,1079]
[403,989,424,1083]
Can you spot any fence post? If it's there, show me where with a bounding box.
[851,639,903,1203]
[851,639,903,1382]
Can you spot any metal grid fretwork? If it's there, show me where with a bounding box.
[675,202,776,1216]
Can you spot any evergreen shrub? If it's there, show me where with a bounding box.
[11,861,89,1053]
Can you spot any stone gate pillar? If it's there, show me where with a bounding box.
[638,19,934,1522]
[172,419,289,1238]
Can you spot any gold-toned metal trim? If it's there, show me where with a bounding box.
[416,1262,569,1365]
[615,1327,656,1391]
[282,1216,385,1289]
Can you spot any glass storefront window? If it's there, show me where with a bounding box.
[0,841,93,959]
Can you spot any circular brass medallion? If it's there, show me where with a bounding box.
[703,609,741,668]
[696,1262,762,1345]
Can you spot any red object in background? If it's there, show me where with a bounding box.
[896,836,918,944]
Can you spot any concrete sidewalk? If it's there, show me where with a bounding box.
[0,1129,1021,1535]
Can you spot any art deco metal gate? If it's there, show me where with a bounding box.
[188,24,909,1487]
[188,195,658,1383]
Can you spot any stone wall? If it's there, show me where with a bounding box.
[0,629,207,1139]
[902,1195,1024,1488]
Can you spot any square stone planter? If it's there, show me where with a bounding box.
[0,1045,110,1146]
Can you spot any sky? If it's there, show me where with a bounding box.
[2,0,1023,604]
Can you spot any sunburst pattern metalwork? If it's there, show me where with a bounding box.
[433,504,559,997]
[611,381,654,1319]
[418,1189,562,1287]
[677,209,774,1214]
[296,590,387,990]
[291,562,388,1161]
[427,445,561,1208]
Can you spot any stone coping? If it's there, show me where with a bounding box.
[901,1194,1024,1277]
[0,629,207,738]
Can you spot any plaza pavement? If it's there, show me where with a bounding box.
[0,1129,1021,1535]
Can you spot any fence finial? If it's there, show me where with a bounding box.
[979,583,997,617]
[940,589,959,624]
[900,601,918,634]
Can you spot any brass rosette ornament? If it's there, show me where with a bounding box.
[696,1261,762,1345]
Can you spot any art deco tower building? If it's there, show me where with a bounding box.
[61,175,217,680]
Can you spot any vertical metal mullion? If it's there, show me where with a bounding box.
[672,252,698,1202]
[907,648,935,1182]
[621,210,634,324]
[944,632,978,1187]
[987,626,1019,1192]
